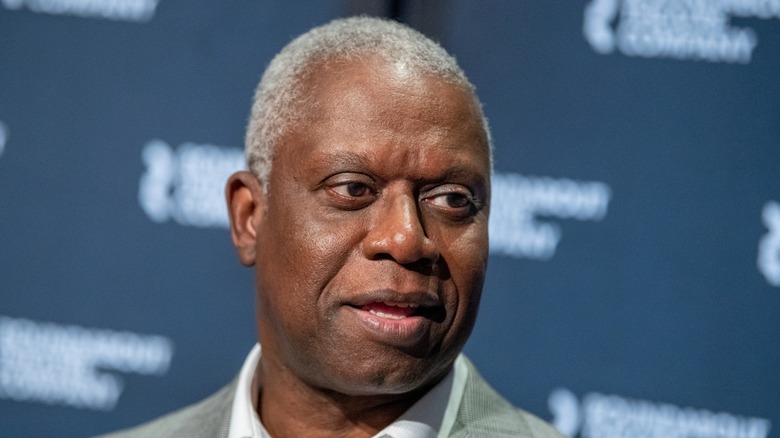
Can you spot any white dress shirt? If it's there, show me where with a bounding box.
[228,344,469,438]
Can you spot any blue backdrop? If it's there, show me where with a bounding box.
[1,1,778,436]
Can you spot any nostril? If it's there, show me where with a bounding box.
[403,258,437,276]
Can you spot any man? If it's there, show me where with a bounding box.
[101,16,565,438]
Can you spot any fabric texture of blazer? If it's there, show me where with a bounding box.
[97,357,566,438]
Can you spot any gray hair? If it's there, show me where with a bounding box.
[245,16,492,187]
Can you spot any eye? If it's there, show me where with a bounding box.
[429,192,472,209]
[322,174,377,210]
[431,193,471,208]
[423,185,480,219]
[333,182,370,198]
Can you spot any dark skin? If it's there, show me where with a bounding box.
[226,57,491,437]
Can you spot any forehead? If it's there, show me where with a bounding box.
[305,56,481,125]
[280,57,490,177]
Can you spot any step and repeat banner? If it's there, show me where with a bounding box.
[1,1,778,436]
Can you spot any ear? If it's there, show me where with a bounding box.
[226,171,265,266]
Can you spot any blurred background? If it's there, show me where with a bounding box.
[1,0,778,436]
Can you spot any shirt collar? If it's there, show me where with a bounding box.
[228,344,265,438]
[228,343,468,438]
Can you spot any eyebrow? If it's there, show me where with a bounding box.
[315,150,374,171]
[437,166,487,184]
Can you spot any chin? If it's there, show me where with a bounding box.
[317,353,453,397]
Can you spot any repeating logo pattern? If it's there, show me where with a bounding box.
[758,201,780,287]
[138,139,244,228]
[489,173,612,260]
[0,316,173,411]
[584,0,780,63]
[548,387,772,438]
[1,0,160,22]
[0,121,7,159]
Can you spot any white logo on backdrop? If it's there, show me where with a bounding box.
[548,387,772,438]
[138,139,244,228]
[584,0,780,63]
[1,0,160,22]
[139,143,611,261]
[0,316,173,411]
[0,121,7,159]
[489,173,611,260]
[758,201,780,287]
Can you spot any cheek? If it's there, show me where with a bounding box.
[441,222,489,280]
[295,211,362,283]
[440,224,488,321]
[257,201,363,314]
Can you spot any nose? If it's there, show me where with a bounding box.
[362,192,440,266]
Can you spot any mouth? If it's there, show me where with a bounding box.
[341,291,445,347]
[345,289,444,322]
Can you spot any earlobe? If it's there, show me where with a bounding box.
[226,171,265,266]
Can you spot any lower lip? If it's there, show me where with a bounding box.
[344,307,431,347]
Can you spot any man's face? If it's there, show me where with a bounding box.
[249,58,490,396]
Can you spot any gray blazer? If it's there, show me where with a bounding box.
[98,357,566,438]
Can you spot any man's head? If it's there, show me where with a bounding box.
[227,16,491,399]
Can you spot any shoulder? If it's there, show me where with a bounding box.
[451,357,568,438]
[94,380,236,438]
